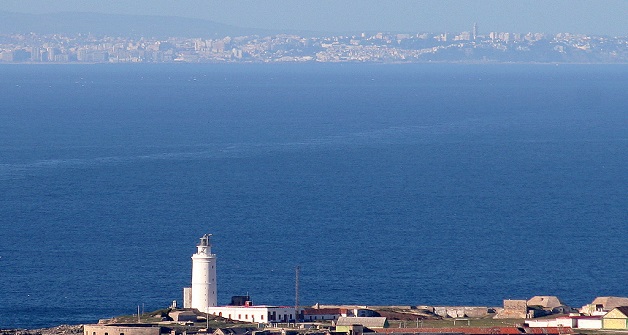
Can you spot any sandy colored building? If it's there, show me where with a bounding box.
[494,299,527,319]
[581,296,628,315]
[602,306,628,330]
[526,296,570,315]
[84,325,161,335]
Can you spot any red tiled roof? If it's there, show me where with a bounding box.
[614,306,628,317]
[524,329,573,334]
[375,326,573,335]
[303,308,345,315]
[561,315,601,320]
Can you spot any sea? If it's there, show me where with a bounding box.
[0,63,626,329]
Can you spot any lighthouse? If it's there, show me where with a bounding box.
[189,234,217,311]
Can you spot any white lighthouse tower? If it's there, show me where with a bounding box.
[190,234,217,311]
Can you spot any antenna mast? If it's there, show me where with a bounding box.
[295,265,300,322]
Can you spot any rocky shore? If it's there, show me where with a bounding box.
[1,325,83,335]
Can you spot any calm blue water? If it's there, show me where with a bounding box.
[0,64,626,329]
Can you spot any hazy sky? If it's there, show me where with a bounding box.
[1,0,627,35]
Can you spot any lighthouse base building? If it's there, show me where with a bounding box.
[205,305,297,324]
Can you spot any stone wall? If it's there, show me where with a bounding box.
[433,307,490,318]
[84,325,161,335]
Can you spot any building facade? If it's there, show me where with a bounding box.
[602,307,628,330]
[205,305,297,323]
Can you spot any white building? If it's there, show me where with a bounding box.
[183,234,217,310]
[575,316,603,329]
[205,305,297,324]
[525,315,603,330]
[525,319,561,328]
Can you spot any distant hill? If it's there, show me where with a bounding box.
[0,11,272,38]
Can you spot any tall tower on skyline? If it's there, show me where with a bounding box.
[472,22,478,40]
[191,234,217,311]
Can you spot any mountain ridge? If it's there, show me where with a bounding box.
[0,11,275,38]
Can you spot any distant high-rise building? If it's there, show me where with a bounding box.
[472,23,478,40]
[457,32,471,41]
[31,47,41,62]
[47,47,56,62]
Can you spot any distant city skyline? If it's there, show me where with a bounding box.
[0,0,627,36]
